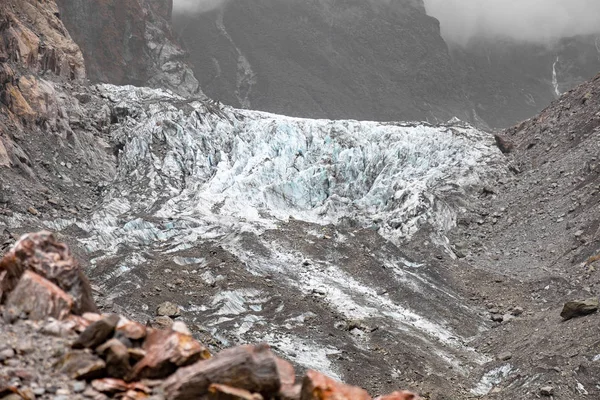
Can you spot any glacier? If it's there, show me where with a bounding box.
[37,84,507,385]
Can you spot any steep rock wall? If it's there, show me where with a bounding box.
[55,0,203,97]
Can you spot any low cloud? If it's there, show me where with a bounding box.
[172,0,228,14]
[423,0,600,45]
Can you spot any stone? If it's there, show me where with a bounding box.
[490,313,504,322]
[73,314,120,349]
[156,302,181,318]
[91,378,150,396]
[208,384,264,400]
[498,352,512,361]
[275,357,296,388]
[72,381,87,393]
[0,347,15,361]
[58,350,106,380]
[5,270,73,320]
[279,384,302,400]
[171,321,191,336]
[128,328,210,381]
[0,231,97,314]
[300,370,371,400]
[96,338,131,378]
[162,344,279,399]
[375,392,419,400]
[151,316,174,330]
[510,307,524,316]
[560,298,599,320]
[539,386,554,396]
[41,318,75,337]
[116,318,147,341]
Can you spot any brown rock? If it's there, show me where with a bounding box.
[58,350,106,380]
[151,315,174,329]
[128,328,211,381]
[91,378,150,396]
[208,383,264,400]
[128,348,147,363]
[156,301,181,318]
[275,357,296,388]
[5,270,73,320]
[561,297,599,320]
[96,338,131,378]
[375,391,420,400]
[162,344,280,399]
[0,231,97,314]
[117,318,147,341]
[73,314,120,349]
[300,370,371,400]
[279,384,302,400]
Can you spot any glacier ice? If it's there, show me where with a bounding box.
[97,84,505,244]
[28,84,507,381]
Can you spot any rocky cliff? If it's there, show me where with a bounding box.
[173,0,475,125]
[54,0,204,97]
[172,0,600,128]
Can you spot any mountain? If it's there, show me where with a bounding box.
[54,0,204,97]
[452,35,600,128]
[2,0,600,399]
[172,0,600,128]
[172,0,475,125]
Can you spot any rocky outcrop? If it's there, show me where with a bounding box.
[55,0,204,97]
[0,232,420,400]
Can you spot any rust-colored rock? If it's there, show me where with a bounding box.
[91,378,150,396]
[58,350,106,380]
[128,328,211,381]
[275,357,296,388]
[73,314,120,349]
[0,231,97,314]
[117,318,147,341]
[5,270,73,320]
[208,383,264,400]
[162,344,281,400]
[374,391,420,400]
[96,338,131,378]
[300,370,372,400]
[279,384,302,400]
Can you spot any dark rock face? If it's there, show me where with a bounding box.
[173,0,472,124]
[173,1,600,128]
[451,35,600,128]
[55,0,203,97]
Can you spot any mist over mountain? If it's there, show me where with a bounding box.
[424,0,600,46]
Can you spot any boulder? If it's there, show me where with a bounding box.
[73,314,120,349]
[560,297,599,320]
[0,231,97,314]
[300,370,371,400]
[208,383,264,400]
[5,270,73,320]
[156,301,181,318]
[58,350,106,380]
[96,338,131,378]
[128,328,211,381]
[162,344,280,399]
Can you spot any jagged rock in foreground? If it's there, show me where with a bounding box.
[0,232,419,400]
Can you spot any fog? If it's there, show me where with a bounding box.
[173,0,600,45]
[423,0,600,45]
[173,0,228,14]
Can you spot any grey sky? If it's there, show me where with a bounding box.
[424,0,600,45]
